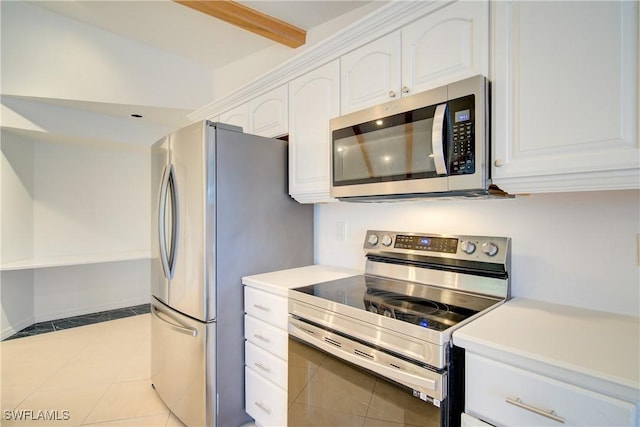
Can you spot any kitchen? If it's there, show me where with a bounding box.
[1,1,639,426]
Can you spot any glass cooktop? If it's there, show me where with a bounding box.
[291,275,499,332]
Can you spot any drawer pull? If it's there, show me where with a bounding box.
[254,362,272,373]
[254,304,271,312]
[505,397,565,424]
[254,401,272,415]
[254,333,272,343]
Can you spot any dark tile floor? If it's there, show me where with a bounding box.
[3,303,150,341]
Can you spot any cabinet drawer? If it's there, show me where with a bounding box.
[245,286,288,330]
[244,314,288,359]
[245,366,287,427]
[245,340,288,390]
[466,353,636,426]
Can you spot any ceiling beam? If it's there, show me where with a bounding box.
[173,0,306,48]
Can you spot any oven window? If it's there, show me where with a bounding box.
[332,106,440,186]
[288,338,442,426]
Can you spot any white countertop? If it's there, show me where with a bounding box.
[242,264,361,297]
[453,298,640,403]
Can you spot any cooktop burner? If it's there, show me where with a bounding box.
[292,275,499,332]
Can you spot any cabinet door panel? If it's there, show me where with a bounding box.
[465,353,636,426]
[219,104,249,131]
[288,61,340,203]
[341,31,401,114]
[402,1,488,95]
[492,1,639,192]
[250,85,288,138]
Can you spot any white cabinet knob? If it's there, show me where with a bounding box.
[402,86,409,94]
[494,159,504,167]
[388,90,397,98]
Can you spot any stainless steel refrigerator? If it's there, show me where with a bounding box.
[150,121,313,427]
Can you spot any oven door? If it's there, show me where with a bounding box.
[288,318,458,426]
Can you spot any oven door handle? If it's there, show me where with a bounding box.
[289,320,443,400]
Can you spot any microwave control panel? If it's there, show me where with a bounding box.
[448,95,475,175]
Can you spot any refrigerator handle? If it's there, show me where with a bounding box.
[151,304,198,337]
[158,164,178,279]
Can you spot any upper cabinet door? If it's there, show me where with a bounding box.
[402,0,489,96]
[491,1,639,193]
[219,104,249,132]
[340,1,488,115]
[249,85,288,138]
[340,31,402,114]
[288,60,340,203]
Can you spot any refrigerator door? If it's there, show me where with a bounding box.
[151,135,170,303]
[166,121,216,321]
[150,297,215,427]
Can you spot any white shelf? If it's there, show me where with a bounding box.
[0,251,151,271]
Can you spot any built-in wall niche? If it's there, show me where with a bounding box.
[0,130,151,339]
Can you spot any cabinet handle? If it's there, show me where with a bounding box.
[494,159,504,167]
[254,333,271,343]
[402,86,409,94]
[254,401,272,415]
[388,90,397,98]
[253,304,271,312]
[254,362,272,373]
[505,397,565,424]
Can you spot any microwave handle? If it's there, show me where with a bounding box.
[432,103,448,175]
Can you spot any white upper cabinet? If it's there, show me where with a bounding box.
[249,85,288,138]
[340,1,489,114]
[218,85,288,138]
[288,60,340,203]
[340,31,402,114]
[218,104,249,131]
[402,0,489,96]
[491,1,639,193]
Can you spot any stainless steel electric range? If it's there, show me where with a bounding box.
[288,230,511,427]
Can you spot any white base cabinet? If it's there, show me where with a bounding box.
[243,285,289,426]
[465,353,637,426]
[491,1,639,193]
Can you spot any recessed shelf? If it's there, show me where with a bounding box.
[0,251,151,271]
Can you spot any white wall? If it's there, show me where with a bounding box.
[34,260,149,323]
[315,190,640,316]
[32,141,149,259]
[0,131,34,264]
[1,132,36,338]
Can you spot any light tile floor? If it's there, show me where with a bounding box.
[1,314,185,427]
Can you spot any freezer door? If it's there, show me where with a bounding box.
[168,121,216,321]
[150,298,215,427]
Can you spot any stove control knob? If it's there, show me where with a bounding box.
[482,242,499,257]
[460,240,476,254]
[383,309,393,318]
[367,234,379,246]
[381,235,393,247]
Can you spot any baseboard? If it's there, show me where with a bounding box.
[1,315,35,341]
[34,296,151,324]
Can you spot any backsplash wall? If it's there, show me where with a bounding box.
[314,190,640,316]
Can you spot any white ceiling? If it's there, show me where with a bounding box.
[30,0,372,69]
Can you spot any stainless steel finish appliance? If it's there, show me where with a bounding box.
[288,230,511,426]
[151,121,313,427]
[330,75,509,201]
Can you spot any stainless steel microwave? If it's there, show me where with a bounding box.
[330,75,502,201]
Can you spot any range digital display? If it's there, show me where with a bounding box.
[394,235,458,253]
